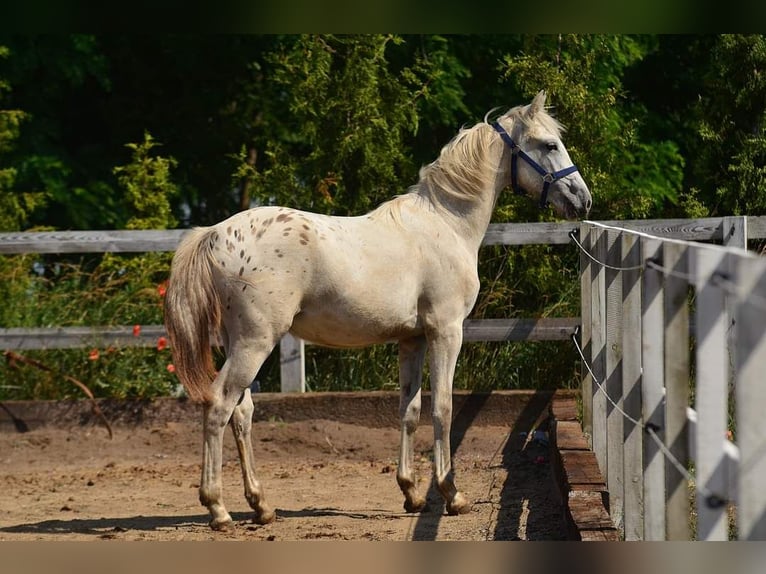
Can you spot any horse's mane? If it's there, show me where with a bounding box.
[371,103,564,221]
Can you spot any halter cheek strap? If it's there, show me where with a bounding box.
[491,122,579,209]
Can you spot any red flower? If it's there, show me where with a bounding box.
[132,324,141,337]
[88,349,100,361]
[166,363,176,373]
[157,281,168,297]
[157,336,168,351]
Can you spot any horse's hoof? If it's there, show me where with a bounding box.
[446,493,471,516]
[404,497,428,513]
[209,517,235,532]
[254,507,277,525]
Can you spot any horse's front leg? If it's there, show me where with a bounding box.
[428,323,471,515]
[396,335,427,513]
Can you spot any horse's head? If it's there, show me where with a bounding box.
[492,91,592,220]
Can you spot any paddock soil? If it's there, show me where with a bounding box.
[0,393,568,541]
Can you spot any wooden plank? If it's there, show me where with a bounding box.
[746,215,766,241]
[555,420,590,450]
[0,229,187,254]
[693,248,730,540]
[279,333,305,393]
[567,490,615,531]
[551,395,579,422]
[0,325,168,350]
[579,223,593,441]
[590,227,608,478]
[621,232,643,541]
[0,318,580,351]
[560,450,608,490]
[735,255,766,540]
[461,317,578,341]
[604,229,625,534]
[482,221,577,245]
[641,237,666,540]
[662,241,691,541]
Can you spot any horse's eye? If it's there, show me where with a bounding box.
[546,142,558,151]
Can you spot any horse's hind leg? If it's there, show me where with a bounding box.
[230,387,276,524]
[199,340,274,531]
[396,336,427,513]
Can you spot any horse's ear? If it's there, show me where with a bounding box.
[527,90,547,119]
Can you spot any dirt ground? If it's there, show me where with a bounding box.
[0,394,567,541]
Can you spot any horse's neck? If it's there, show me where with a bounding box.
[418,143,507,252]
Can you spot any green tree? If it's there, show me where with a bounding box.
[251,34,470,216]
[0,44,39,231]
[114,131,178,230]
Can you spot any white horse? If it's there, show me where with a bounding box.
[164,90,591,531]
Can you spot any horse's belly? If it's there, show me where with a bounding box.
[289,308,420,348]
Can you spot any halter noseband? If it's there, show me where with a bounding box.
[491,121,580,209]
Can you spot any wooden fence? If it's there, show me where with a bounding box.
[0,221,585,392]
[578,216,766,541]
[4,217,764,392]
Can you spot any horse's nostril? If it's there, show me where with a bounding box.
[585,197,592,213]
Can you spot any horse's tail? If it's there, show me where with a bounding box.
[164,227,222,403]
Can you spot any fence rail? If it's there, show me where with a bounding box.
[578,217,766,541]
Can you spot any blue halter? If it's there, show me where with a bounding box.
[491,122,580,209]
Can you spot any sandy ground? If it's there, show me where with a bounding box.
[0,397,567,541]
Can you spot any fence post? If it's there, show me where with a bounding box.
[605,229,625,532]
[735,255,766,540]
[579,223,593,440]
[621,232,643,540]
[662,241,691,540]
[721,215,747,249]
[590,226,608,475]
[694,248,730,540]
[641,237,666,540]
[280,333,306,392]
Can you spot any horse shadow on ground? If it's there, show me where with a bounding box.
[0,507,393,538]
[409,390,566,541]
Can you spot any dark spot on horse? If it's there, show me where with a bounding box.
[302,224,310,230]
[256,229,265,239]
[240,249,245,258]
[276,213,289,222]
[247,256,251,263]
[226,304,231,310]
[227,226,232,235]
[239,266,244,276]
[220,261,226,267]
[283,232,290,237]
[242,285,247,292]
[278,253,284,258]
[300,241,308,245]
